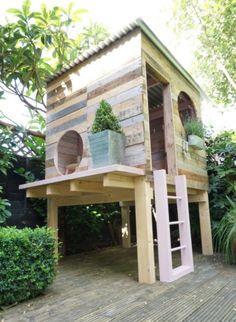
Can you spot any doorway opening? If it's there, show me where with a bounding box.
[146,65,167,170]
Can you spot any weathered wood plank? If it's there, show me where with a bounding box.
[47,99,86,124]
[87,67,142,100]
[163,84,177,175]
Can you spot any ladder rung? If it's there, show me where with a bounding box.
[169,221,184,225]
[171,245,186,252]
[167,195,182,200]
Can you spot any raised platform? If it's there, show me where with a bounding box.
[19,165,207,206]
[19,165,145,206]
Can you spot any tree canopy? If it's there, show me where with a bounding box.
[0,0,109,115]
[173,0,236,106]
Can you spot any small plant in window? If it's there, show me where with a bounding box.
[91,100,122,134]
[183,117,205,138]
[89,100,125,168]
[183,117,205,150]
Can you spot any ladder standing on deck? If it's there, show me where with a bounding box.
[153,170,194,282]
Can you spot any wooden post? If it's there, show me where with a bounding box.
[47,198,58,257]
[120,203,131,248]
[163,84,177,176]
[134,177,155,284]
[198,192,213,255]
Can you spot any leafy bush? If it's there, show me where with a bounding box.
[183,117,205,138]
[214,196,236,264]
[207,130,236,263]
[206,131,236,221]
[91,100,122,134]
[0,186,11,224]
[61,203,121,254]
[0,227,57,306]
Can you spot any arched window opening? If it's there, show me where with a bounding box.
[56,130,83,175]
[178,92,196,126]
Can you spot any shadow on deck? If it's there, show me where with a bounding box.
[2,247,236,322]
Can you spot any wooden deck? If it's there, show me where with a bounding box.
[2,247,236,322]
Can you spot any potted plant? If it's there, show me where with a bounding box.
[89,99,125,168]
[183,117,205,150]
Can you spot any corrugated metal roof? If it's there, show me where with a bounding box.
[46,20,140,83]
[46,18,202,94]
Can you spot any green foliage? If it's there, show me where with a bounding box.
[0,0,109,114]
[183,117,205,138]
[173,0,236,106]
[62,203,121,254]
[0,227,57,306]
[0,186,11,224]
[77,21,110,51]
[0,125,16,224]
[91,100,122,134]
[214,196,236,264]
[207,130,236,263]
[206,131,236,221]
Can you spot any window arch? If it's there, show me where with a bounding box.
[178,91,196,125]
[56,130,83,175]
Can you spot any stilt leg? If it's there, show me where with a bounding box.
[198,192,213,255]
[134,177,155,284]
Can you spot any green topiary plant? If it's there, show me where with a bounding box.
[183,117,205,138]
[91,100,122,134]
[0,227,57,306]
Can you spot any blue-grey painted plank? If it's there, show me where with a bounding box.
[47,100,87,124]
[47,114,87,136]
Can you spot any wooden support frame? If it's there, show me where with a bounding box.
[103,173,134,189]
[163,84,177,176]
[26,187,46,198]
[47,198,58,257]
[134,177,155,284]
[198,191,213,255]
[47,184,69,196]
[70,180,104,193]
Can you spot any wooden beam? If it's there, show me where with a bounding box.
[120,205,131,248]
[70,180,104,193]
[134,177,155,284]
[163,84,177,176]
[57,191,135,207]
[26,187,46,198]
[47,198,58,258]
[46,184,69,196]
[189,193,207,203]
[198,192,213,255]
[103,173,134,189]
[20,164,145,190]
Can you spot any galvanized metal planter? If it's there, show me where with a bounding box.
[188,134,205,150]
[89,130,125,168]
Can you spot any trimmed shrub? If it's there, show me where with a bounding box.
[0,227,57,306]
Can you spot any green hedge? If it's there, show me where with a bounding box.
[0,227,57,306]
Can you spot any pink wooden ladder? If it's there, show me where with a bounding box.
[153,169,194,282]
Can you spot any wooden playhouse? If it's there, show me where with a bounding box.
[20,19,213,284]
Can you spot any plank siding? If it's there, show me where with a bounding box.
[45,31,143,178]
[45,28,207,191]
[141,33,207,190]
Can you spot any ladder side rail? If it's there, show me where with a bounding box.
[154,170,173,282]
[175,175,194,269]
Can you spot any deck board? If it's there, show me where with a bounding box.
[2,247,236,322]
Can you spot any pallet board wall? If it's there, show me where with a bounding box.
[141,33,208,191]
[46,30,146,178]
[45,28,208,192]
